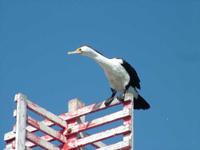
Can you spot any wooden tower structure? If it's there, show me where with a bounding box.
[4,93,134,150]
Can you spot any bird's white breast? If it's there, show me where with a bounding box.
[98,58,130,92]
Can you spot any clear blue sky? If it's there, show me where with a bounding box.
[0,0,200,149]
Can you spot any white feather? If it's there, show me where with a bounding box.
[95,57,130,92]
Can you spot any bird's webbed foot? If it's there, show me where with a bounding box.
[104,97,115,107]
[117,95,124,102]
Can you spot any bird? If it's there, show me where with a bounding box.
[68,45,150,110]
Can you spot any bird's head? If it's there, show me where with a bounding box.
[68,45,100,58]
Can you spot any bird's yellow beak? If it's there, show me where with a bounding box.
[67,48,82,55]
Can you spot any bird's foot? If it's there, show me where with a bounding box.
[117,95,125,102]
[104,97,114,107]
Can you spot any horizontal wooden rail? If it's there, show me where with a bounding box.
[5,128,62,148]
[27,116,67,143]
[97,140,130,150]
[27,132,60,150]
[4,127,59,148]
[26,99,67,128]
[79,132,107,148]
[4,141,33,150]
[66,109,131,135]
[62,95,132,121]
[67,125,131,149]
[4,140,15,149]
[4,132,15,142]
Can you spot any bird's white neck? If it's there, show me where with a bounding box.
[86,51,111,68]
[94,54,110,65]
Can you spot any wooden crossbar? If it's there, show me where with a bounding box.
[66,109,131,135]
[79,132,107,148]
[27,116,67,143]
[26,135,54,148]
[97,140,130,150]
[67,125,131,149]
[26,98,67,128]
[62,97,132,121]
[26,132,59,150]
[4,141,33,150]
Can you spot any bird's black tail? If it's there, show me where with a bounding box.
[134,95,150,110]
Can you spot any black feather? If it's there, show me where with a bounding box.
[134,95,150,110]
[121,59,141,89]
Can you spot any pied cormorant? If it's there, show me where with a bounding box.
[68,45,150,110]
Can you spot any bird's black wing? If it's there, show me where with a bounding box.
[121,59,141,89]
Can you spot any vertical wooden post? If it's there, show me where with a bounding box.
[14,93,28,150]
[68,98,85,124]
[123,93,134,150]
[66,98,85,150]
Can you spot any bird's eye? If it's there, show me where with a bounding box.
[79,48,82,51]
